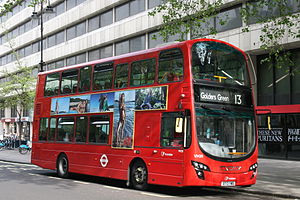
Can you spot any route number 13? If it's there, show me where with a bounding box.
[235,95,242,105]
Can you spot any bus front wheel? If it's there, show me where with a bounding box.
[130,160,148,190]
[57,154,69,178]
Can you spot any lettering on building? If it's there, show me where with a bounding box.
[288,129,300,142]
[258,128,283,142]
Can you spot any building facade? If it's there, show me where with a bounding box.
[0,0,299,159]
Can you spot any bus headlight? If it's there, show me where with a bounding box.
[249,163,258,179]
[191,161,210,180]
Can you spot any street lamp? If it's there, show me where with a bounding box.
[31,1,55,72]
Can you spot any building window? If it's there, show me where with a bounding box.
[216,7,242,32]
[148,0,162,9]
[100,9,113,27]
[257,49,300,106]
[115,35,146,56]
[89,115,110,144]
[115,3,130,21]
[88,15,100,32]
[115,40,130,56]
[11,105,17,118]
[0,108,5,118]
[130,0,145,16]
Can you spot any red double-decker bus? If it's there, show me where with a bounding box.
[32,38,258,189]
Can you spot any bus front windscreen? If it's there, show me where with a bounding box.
[192,41,249,86]
[196,108,256,159]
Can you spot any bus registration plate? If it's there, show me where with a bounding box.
[221,181,236,187]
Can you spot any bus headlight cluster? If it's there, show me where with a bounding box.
[191,161,210,180]
[249,163,258,179]
[249,163,258,171]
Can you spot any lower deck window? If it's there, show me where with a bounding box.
[89,115,110,144]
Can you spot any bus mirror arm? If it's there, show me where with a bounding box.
[246,53,257,86]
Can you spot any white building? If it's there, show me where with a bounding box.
[0,0,299,159]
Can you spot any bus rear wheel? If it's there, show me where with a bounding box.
[130,160,148,190]
[57,154,69,178]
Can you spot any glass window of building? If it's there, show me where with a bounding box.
[32,41,40,53]
[100,9,113,27]
[48,34,56,48]
[66,0,76,10]
[100,45,113,58]
[57,117,74,142]
[56,31,65,45]
[75,116,87,143]
[115,63,129,89]
[88,15,100,32]
[115,40,129,56]
[76,22,86,37]
[191,17,215,38]
[88,49,100,61]
[66,56,76,66]
[45,73,60,96]
[216,6,242,32]
[130,35,146,52]
[93,62,113,91]
[130,0,145,15]
[61,69,78,94]
[79,66,91,92]
[24,45,32,57]
[76,53,86,64]
[55,2,65,16]
[39,118,48,141]
[148,31,164,49]
[131,59,156,86]
[66,26,76,40]
[257,49,300,106]
[148,0,162,9]
[89,115,110,144]
[158,48,184,83]
[115,3,130,21]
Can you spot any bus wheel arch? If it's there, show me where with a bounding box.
[129,158,149,190]
[56,153,69,178]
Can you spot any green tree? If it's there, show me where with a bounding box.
[149,0,300,69]
[0,23,36,143]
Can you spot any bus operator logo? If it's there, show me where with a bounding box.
[100,154,109,167]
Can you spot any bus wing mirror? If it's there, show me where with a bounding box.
[175,117,183,133]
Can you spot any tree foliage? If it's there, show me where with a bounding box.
[149,0,300,70]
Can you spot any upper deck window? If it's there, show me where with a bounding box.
[130,59,155,86]
[192,41,249,86]
[61,69,78,94]
[93,62,113,91]
[79,66,91,93]
[45,73,60,96]
[158,48,184,83]
[115,63,129,89]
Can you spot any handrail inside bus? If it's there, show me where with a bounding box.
[246,53,257,86]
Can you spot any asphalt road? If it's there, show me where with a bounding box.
[0,161,287,200]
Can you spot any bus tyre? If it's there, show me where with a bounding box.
[57,154,69,178]
[130,160,148,190]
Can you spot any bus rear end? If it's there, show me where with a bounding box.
[185,40,257,187]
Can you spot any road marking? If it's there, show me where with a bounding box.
[140,192,172,198]
[28,173,43,177]
[48,176,62,180]
[73,180,90,185]
[103,186,124,191]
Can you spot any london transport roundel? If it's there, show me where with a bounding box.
[100,154,108,167]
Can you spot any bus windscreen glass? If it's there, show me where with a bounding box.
[196,108,255,159]
[192,41,249,86]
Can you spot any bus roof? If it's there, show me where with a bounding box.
[39,38,243,76]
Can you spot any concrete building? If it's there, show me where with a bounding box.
[0,0,299,159]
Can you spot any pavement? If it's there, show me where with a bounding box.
[0,149,299,199]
